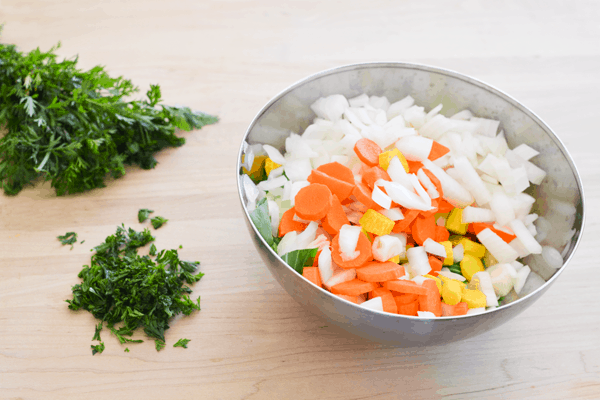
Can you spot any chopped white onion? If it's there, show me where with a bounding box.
[424,238,447,258]
[462,206,496,223]
[406,246,431,276]
[338,225,362,260]
[422,159,474,208]
[318,247,334,283]
[371,185,392,209]
[512,143,539,160]
[360,296,384,312]
[438,269,466,281]
[541,245,563,269]
[476,228,519,264]
[262,144,286,165]
[380,207,404,221]
[453,244,464,262]
[509,219,542,254]
[372,235,404,262]
[513,265,531,294]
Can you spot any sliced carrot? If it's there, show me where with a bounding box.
[441,301,469,316]
[337,294,361,304]
[294,183,332,221]
[383,280,428,296]
[316,162,354,185]
[352,181,381,210]
[406,160,423,174]
[278,207,308,237]
[356,261,406,282]
[302,267,322,287]
[378,292,398,313]
[392,209,420,233]
[434,225,450,242]
[428,255,443,277]
[428,140,450,161]
[422,168,444,198]
[436,198,454,213]
[393,293,418,305]
[308,169,355,201]
[331,230,373,269]
[362,166,391,190]
[417,279,442,317]
[331,279,378,296]
[419,198,439,218]
[368,287,392,299]
[322,194,350,235]
[412,214,437,246]
[354,138,382,167]
[396,300,419,316]
[471,222,517,243]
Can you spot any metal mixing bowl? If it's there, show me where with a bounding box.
[237,63,585,346]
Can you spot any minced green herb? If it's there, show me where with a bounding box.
[138,208,154,223]
[66,224,203,354]
[173,338,191,348]
[57,231,77,249]
[0,38,218,196]
[91,342,105,355]
[151,216,168,229]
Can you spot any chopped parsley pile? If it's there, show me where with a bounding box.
[0,38,218,196]
[66,222,202,354]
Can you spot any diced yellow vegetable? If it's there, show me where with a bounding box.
[458,237,486,258]
[442,279,462,306]
[460,254,484,281]
[461,289,487,308]
[483,249,499,269]
[440,241,454,265]
[388,255,400,264]
[449,234,463,246]
[446,208,469,235]
[379,148,409,172]
[264,157,282,176]
[242,155,268,181]
[360,209,395,236]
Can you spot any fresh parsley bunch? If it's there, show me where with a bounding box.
[0,40,218,195]
[66,225,203,353]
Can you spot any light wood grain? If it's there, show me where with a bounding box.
[1,1,599,399]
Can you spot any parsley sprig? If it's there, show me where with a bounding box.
[0,40,218,196]
[66,224,203,354]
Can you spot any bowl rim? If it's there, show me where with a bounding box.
[236,61,586,320]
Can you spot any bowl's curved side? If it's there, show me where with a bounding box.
[237,62,585,346]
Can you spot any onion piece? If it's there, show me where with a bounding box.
[380,207,404,221]
[395,136,432,161]
[422,159,474,208]
[417,168,440,199]
[424,238,447,258]
[453,156,492,206]
[318,247,334,283]
[372,185,392,209]
[513,265,531,294]
[406,246,431,276]
[512,143,539,160]
[476,228,519,264]
[372,235,404,262]
[469,271,499,307]
[438,269,466,281]
[541,245,563,269]
[338,225,362,260]
[387,95,415,120]
[360,296,384,312]
[379,180,433,211]
[453,244,464,262]
[262,144,286,165]
[324,269,357,291]
[490,190,516,227]
[509,219,542,254]
[462,206,496,223]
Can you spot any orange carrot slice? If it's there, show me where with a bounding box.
[434,225,450,242]
[308,169,355,201]
[396,300,419,316]
[441,301,469,316]
[406,160,423,174]
[471,222,517,243]
[428,255,443,277]
[337,294,361,304]
[362,166,391,190]
[278,207,308,237]
[356,261,406,282]
[412,214,437,246]
[436,198,454,213]
[419,198,439,218]
[393,293,418,305]
[354,138,382,167]
[383,280,428,295]
[331,230,373,269]
[294,183,332,220]
[417,279,442,317]
[422,168,444,198]
[302,267,322,287]
[331,279,378,296]
[368,288,398,314]
[428,140,450,161]
[316,162,354,185]
[322,194,350,235]
[352,181,381,210]
[392,209,420,233]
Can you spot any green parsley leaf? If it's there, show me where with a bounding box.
[281,248,318,275]
[91,342,105,355]
[92,322,102,341]
[150,216,168,229]
[57,231,78,249]
[0,40,218,196]
[155,340,166,351]
[448,262,462,275]
[138,208,154,223]
[149,243,157,256]
[124,348,130,353]
[249,198,274,248]
[66,224,203,353]
[173,338,191,348]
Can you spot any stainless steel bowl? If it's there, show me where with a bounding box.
[237,63,585,346]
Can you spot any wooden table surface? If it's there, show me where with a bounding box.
[1,1,599,399]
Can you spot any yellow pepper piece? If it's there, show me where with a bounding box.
[379,149,409,172]
[461,289,487,308]
[442,279,462,306]
[424,274,442,293]
[446,208,469,235]
[264,157,282,177]
[359,209,395,236]
[440,241,454,265]
[242,155,267,180]
[458,237,486,258]
[460,254,484,281]
[388,255,400,264]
